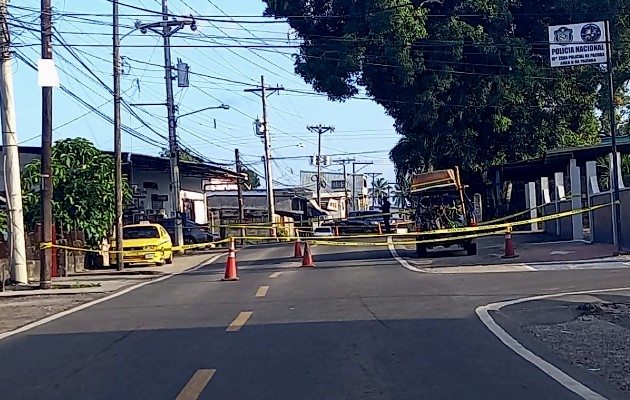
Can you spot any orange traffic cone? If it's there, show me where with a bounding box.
[501,228,519,259]
[293,239,303,258]
[222,238,239,281]
[301,242,316,268]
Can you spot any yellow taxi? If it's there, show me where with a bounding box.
[120,221,173,266]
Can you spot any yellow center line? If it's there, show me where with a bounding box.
[269,271,283,278]
[255,285,269,297]
[226,311,253,332]
[175,369,216,400]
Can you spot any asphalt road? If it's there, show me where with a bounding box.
[1,243,629,399]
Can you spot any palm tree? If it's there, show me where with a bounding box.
[370,177,390,206]
[393,176,411,208]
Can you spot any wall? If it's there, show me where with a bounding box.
[542,200,573,240]
[591,189,630,249]
[128,169,205,222]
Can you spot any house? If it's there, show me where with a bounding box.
[299,170,370,211]
[206,187,329,231]
[0,146,242,225]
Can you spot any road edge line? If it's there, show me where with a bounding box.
[476,286,630,400]
[0,252,226,342]
[387,237,427,273]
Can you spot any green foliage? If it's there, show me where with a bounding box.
[242,168,261,190]
[160,148,204,163]
[22,138,133,247]
[370,177,391,200]
[263,0,630,186]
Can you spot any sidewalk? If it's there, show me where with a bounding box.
[498,290,630,394]
[394,234,621,271]
[0,251,225,335]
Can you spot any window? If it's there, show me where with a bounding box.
[143,181,159,190]
[123,226,160,239]
[331,180,345,190]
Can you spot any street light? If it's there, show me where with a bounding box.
[177,104,230,121]
[274,143,304,150]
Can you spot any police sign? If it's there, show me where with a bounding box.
[548,21,608,67]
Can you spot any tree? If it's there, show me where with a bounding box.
[160,148,203,163]
[370,177,390,203]
[393,175,411,208]
[241,168,261,190]
[21,138,132,246]
[263,0,630,187]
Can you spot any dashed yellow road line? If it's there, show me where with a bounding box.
[269,271,283,278]
[226,311,253,332]
[255,285,269,297]
[175,369,216,400]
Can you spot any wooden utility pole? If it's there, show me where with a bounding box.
[244,76,284,230]
[307,124,334,208]
[334,158,355,216]
[235,148,245,243]
[40,0,53,289]
[113,0,124,270]
[352,161,373,210]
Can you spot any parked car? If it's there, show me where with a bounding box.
[159,218,217,245]
[120,221,173,266]
[313,226,334,237]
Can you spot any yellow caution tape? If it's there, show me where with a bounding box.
[39,238,232,255]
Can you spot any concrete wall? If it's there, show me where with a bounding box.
[591,189,630,249]
[591,192,613,245]
[542,200,573,240]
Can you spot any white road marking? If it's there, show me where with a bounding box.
[476,287,630,400]
[255,285,269,297]
[226,311,253,332]
[387,237,427,273]
[269,271,283,278]
[175,369,216,400]
[550,251,575,255]
[0,253,226,342]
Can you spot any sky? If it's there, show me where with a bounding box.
[10,0,400,191]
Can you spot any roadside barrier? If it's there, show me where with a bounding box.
[38,237,231,257]
[301,242,316,268]
[37,201,617,257]
[501,227,519,259]
[222,238,239,281]
[293,239,303,258]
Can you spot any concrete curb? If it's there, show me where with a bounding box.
[476,287,630,400]
[0,252,227,298]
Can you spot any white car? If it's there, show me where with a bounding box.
[313,226,334,237]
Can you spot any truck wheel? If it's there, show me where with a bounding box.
[465,242,478,256]
[416,244,427,258]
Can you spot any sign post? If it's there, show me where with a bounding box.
[548,20,621,251]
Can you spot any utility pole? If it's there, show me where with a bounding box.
[113,0,124,270]
[136,2,196,250]
[352,161,373,211]
[334,158,355,215]
[0,0,27,284]
[235,148,245,243]
[307,124,334,207]
[244,76,284,229]
[365,172,383,208]
[162,0,182,250]
[39,0,53,289]
[605,20,622,252]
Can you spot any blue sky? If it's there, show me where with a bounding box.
[10,0,399,188]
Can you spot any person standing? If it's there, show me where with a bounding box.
[381,197,392,233]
